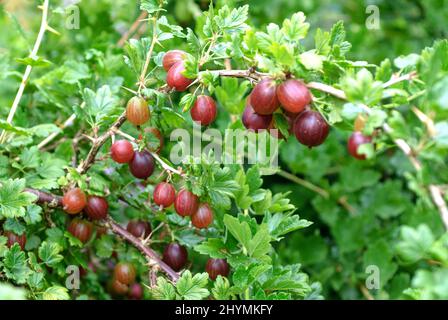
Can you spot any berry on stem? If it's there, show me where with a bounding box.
[84,196,109,220]
[174,189,199,217]
[111,140,134,164]
[153,182,176,207]
[191,203,214,229]
[190,95,217,126]
[162,50,186,71]
[249,78,279,115]
[128,283,143,300]
[242,102,272,132]
[62,188,87,214]
[162,243,188,272]
[128,150,155,179]
[347,131,373,160]
[293,110,329,147]
[126,220,152,239]
[5,231,26,250]
[126,96,150,126]
[166,61,194,92]
[114,262,136,285]
[206,258,230,280]
[68,218,93,243]
[110,278,129,295]
[277,79,312,114]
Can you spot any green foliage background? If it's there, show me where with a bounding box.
[0,0,448,300]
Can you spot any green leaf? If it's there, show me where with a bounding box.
[3,244,30,284]
[215,5,248,34]
[212,276,232,300]
[80,85,119,127]
[152,277,176,300]
[396,225,435,264]
[0,179,37,218]
[180,93,196,112]
[38,241,64,267]
[175,271,210,300]
[3,218,26,235]
[42,286,70,300]
[247,224,271,258]
[140,0,166,14]
[281,12,309,42]
[194,238,227,259]
[95,235,114,258]
[223,215,251,251]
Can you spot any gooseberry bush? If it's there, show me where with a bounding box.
[0,0,448,300]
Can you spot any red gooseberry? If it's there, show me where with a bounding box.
[114,262,136,285]
[68,218,93,243]
[249,78,279,115]
[84,196,109,220]
[191,203,214,229]
[128,150,155,179]
[166,61,194,92]
[62,188,87,214]
[242,102,272,132]
[190,95,217,126]
[162,243,188,272]
[277,79,312,114]
[5,231,26,250]
[162,50,186,71]
[293,110,329,147]
[153,182,176,208]
[347,131,373,160]
[126,220,152,238]
[111,140,134,163]
[174,189,199,217]
[206,258,230,280]
[126,96,150,126]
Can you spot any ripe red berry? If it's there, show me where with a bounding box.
[242,102,272,132]
[166,61,194,92]
[205,258,230,280]
[191,203,214,229]
[153,182,176,207]
[293,110,329,147]
[347,131,373,160]
[62,188,87,214]
[128,150,155,179]
[111,140,134,163]
[126,220,152,238]
[174,189,199,217]
[145,127,164,154]
[162,50,186,71]
[190,95,217,126]
[68,218,93,243]
[249,79,279,115]
[126,96,150,126]
[84,196,109,220]
[277,79,312,114]
[128,283,143,300]
[114,262,136,285]
[162,243,188,272]
[5,231,26,250]
[110,278,128,295]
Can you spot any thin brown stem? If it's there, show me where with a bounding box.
[117,11,148,47]
[76,112,127,174]
[25,188,179,282]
